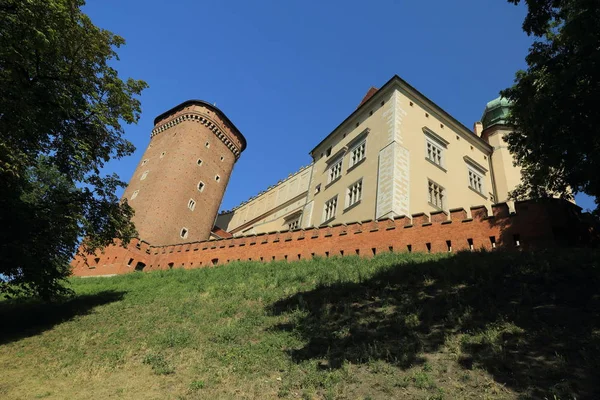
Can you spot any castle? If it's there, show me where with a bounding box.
[71,75,583,276]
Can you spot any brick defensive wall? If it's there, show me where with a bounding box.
[71,199,587,277]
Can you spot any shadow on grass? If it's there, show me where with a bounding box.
[269,250,600,399]
[0,290,126,345]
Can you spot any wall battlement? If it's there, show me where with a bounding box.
[71,199,587,277]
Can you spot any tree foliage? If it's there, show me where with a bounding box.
[502,0,600,212]
[0,0,147,299]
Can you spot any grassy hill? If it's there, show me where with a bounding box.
[1,249,599,400]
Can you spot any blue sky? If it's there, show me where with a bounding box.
[84,0,595,212]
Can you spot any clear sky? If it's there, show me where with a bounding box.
[83,0,595,212]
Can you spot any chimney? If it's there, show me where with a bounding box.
[473,121,483,137]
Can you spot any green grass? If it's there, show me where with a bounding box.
[1,249,599,399]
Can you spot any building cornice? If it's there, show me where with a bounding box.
[151,112,243,159]
[310,75,493,156]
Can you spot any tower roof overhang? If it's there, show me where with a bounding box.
[153,99,247,152]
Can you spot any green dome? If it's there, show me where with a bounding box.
[481,96,511,129]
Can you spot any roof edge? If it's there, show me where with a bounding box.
[310,75,492,155]
[153,99,247,152]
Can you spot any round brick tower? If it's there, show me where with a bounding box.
[121,100,246,246]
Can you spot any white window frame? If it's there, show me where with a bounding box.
[327,158,343,184]
[188,198,196,211]
[428,180,445,210]
[288,218,300,231]
[180,228,189,239]
[131,190,139,200]
[198,181,205,192]
[425,138,444,167]
[215,175,221,182]
[346,179,363,209]
[322,195,338,223]
[423,127,449,170]
[140,170,149,180]
[349,139,366,168]
[467,165,485,194]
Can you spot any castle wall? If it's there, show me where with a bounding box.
[71,199,584,277]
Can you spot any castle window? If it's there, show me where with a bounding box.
[346,179,363,208]
[315,184,321,195]
[349,139,366,168]
[198,181,205,192]
[220,156,224,161]
[205,141,210,148]
[197,159,203,166]
[288,218,300,230]
[327,158,343,184]
[142,159,149,166]
[322,195,338,223]
[131,190,139,200]
[160,151,166,159]
[426,139,443,167]
[428,180,445,210]
[215,175,220,182]
[188,199,196,211]
[423,127,449,170]
[180,228,189,238]
[468,167,484,194]
[140,170,149,180]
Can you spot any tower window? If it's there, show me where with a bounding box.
[188,199,196,211]
[142,159,149,166]
[215,175,220,182]
[205,141,210,148]
[140,170,149,180]
[131,190,139,200]
[198,181,205,192]
[197,159,203,166]
[180,228,189,238]
[220,156,224,161]
[160,151,166,158]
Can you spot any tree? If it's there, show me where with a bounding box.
[502,0,600,212]
[0,0,147,300]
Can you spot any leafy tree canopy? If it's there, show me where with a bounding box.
[0,0,147,300]
[503,0,600,212]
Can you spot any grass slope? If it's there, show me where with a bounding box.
[1,249,599,400]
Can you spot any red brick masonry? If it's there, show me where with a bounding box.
[71,199,586,277]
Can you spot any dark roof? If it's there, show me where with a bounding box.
[153,99,247,152]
